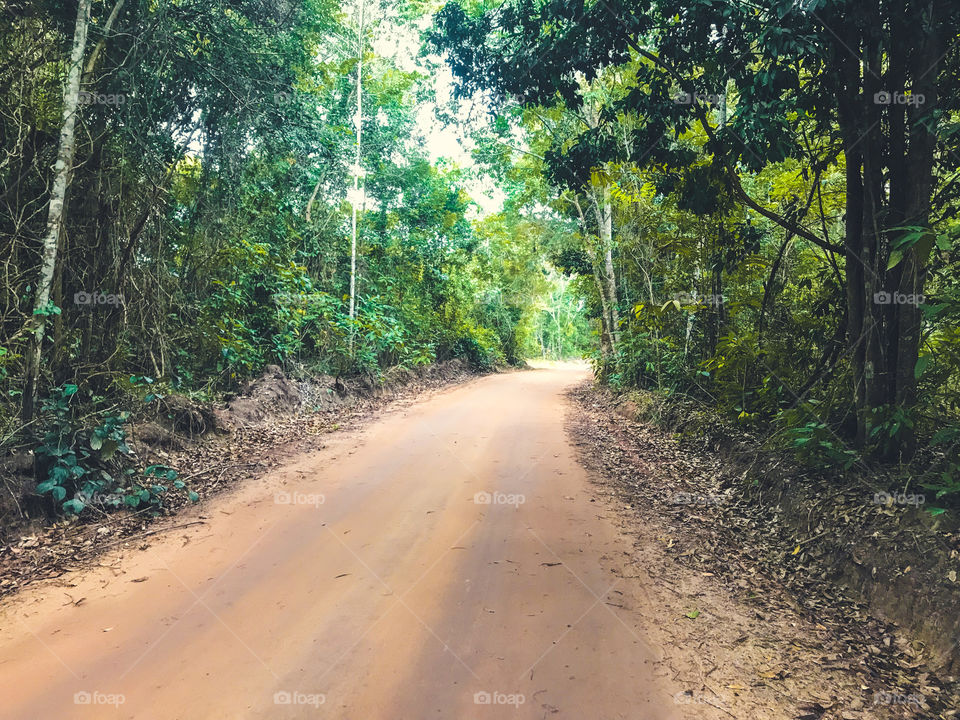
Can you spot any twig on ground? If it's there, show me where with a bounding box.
[97,520,207,550]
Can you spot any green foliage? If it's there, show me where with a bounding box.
[449,323,506,371]
[782,420,859,472]
[35,385,86,507]
[921,427,960,503]
[33,385,197,516]
[2,0,590,527]
[433,0,960,502]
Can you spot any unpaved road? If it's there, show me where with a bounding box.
[1,367,682,719]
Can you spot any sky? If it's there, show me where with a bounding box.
[372,12,508,217]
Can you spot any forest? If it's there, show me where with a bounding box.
[431,0,960,503]
[0,0,592,516]
[1,0,959,518]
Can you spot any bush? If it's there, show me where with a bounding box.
[450,324,505,371]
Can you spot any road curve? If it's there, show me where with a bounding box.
[0,366,681,719]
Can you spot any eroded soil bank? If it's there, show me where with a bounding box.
[0,360,478,599]
[567,382,959,718]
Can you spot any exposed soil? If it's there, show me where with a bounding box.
[2,363,682,720]
[0,360,477,600]
[3,365,952,719]
[567,382,959,719]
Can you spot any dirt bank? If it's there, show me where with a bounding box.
[569,383,958,718]
[0,360,478,599]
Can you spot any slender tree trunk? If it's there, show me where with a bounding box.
[587,250,612,357]
[591,188,619,354]
[348,0,364,356]
[81,0,124,83]
[571,194,613,359]
[601,198,620,350]
[21,0,92,420]
[757,233,792,351]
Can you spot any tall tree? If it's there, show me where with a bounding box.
[432,0,960,456]
[21,0,92,420]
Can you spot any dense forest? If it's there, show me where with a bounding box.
[433,0,960,502]
[2,0,959,517]
[0,0,590,514]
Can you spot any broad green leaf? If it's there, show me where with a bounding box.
[62,499,85,514]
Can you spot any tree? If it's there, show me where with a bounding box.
[432,0,960,457]
[21,0,92,420]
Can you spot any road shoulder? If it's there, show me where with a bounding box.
[565,382,946,720]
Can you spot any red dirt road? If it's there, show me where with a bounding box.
[0,366,682,719]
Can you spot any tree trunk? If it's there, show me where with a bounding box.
[602,228,620,350]
[588,250,613,357]
[592,188,620,354]
[21,0,92,420]
[81,0,125,83]
[571,193,614,360]
[833,1,944,457]
[887,11,941,457]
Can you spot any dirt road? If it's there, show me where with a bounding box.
[0,366,683,719]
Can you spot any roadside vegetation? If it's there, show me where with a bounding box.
[432,0,960,510]
[3,0,959,531]
[0,0,589,522]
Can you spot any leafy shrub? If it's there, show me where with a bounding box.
[782,419,859,471]
[450,324,505,370]
[921,425,960,505]
[34,383,197,516]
